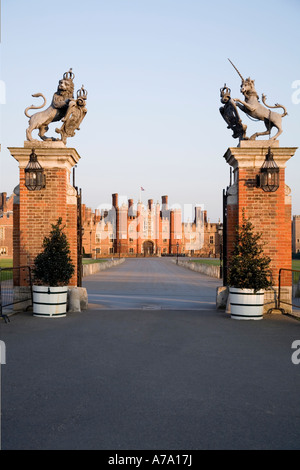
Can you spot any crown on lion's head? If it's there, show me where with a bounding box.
[63,68,75,81]
[57,68,75,98]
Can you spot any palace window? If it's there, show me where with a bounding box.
[210,236,214,244]
[129,248,134,254]
[163,239,168,243]
[163,248,167,253]
[129,238,134,243]
[0,246,7,255]
[109,247,114,254]
[95,233,101,243]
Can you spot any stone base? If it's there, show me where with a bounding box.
[238,140,280,148]
[24,140,66,149]
[216,286,228,309]
[67,287,88,312]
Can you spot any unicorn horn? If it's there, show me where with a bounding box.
[228,58,244,83]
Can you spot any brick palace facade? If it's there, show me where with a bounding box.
[82,193,223,258]
[0,192,15,257]
[292,215,300,254]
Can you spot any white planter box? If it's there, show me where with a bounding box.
[229,287,264,320]
[33,285,68,318]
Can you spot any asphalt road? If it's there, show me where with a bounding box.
[1,259,300,450]
[83,258,221,310]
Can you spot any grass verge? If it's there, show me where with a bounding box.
[190,258,220,266]
[82,258,108,265]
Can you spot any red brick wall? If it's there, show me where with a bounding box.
[226,164,292,287]
[238,167,291,286]
[226,204,238,264]
[15,166,77,286]
[13,203,20,267]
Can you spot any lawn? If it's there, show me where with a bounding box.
[82,258,108,265]
[293,260,300,283]
[0,258,13,268]
[293,260,300,271]
[190,258,220,266]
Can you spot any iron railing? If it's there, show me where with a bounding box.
[0,266,33,323]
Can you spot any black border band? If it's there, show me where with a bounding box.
[231,313,263,318]
[33,301,67,306]
[33,291,68,295]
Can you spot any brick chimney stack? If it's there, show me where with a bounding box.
[0,192,7,212]
[112,193,118,208]
[128,198,134,209]
[162,195,168,211]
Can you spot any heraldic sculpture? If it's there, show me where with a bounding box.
[25,68,87,144]
[220,59,287,142]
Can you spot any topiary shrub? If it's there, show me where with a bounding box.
[33,218,75,286]
[227,212,273,293]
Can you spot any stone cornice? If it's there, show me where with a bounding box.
[8,146,81,171]
[223,146,298,170]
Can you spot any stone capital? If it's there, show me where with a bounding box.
[8,146,80,172]
[223,145,297,170]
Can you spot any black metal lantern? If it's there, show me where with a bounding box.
[259,147,280,192]
[25,149,45,191]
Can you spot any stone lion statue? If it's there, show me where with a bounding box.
[25,69,75,141]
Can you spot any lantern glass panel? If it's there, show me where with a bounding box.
[25,150,45,191]
[259,147,280,192]
[260,168,279,192]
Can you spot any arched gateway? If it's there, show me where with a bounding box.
[143,240,154,256]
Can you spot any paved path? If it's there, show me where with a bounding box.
[2,308,300,450]
[2,259,300,450]
[83,258,221,310]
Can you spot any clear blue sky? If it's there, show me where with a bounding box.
[1,0,300,221]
